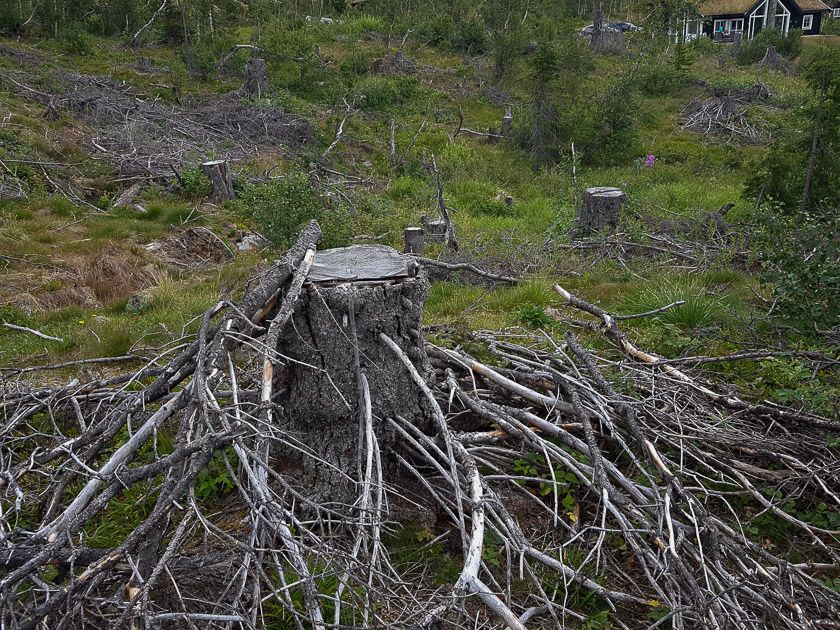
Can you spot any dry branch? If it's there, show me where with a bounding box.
[2,223,839,629]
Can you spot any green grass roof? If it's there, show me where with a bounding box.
[699,0,829,15]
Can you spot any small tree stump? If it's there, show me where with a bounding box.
[575,187,626,236]
[758,45,793,74]
[243,57,268,98]
[201,160,235,203]
[404,227,424,255]
[501,106,513,136]
[731,32,742,57]
[275,245,432,507]
[136,56,156,73]
[421,216,447,242]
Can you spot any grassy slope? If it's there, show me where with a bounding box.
[0,23,836,416]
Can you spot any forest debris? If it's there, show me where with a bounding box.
[235,231,269,252]
[370,49,416,74]
[2,221,839,628]
[680,85,772,144]
[1,322,63,342]
[111,182,142,209]
[144,227,233,268]
[758,45,794,74]
[0,69,312,180]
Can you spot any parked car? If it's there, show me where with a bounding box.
[578,21,643,36]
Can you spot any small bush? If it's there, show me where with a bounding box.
[690,35,719,58]
[341,50,373,76]
[737,28,802,65]
[636,57,688,96]
[354,76,420,111]
[413,15,456,48]
[754,202,839,329]
[517,305,554,329]
[452,18,488,54]
[240,173,352,249]
[622,276,727,330]
[178,167,213,199]
[60,25,93,56]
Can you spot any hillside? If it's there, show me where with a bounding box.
[0,4,839,629]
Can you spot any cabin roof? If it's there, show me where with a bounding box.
[699,0,754,15]
[699,0,829,14]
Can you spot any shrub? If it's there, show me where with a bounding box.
[736,28,802,65]
[580,77,639,166]
[754,202,839,329]
[60,25,93,56]
[636,57,688,96]
[517,305,554,329]
[689,35,719,58]
[178,167,213,199]
[414,15,457,48]
[354,76,420,111]
[240,173,352,249]
[823,17,840,35]
[452,18,488,54]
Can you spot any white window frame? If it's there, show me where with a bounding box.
[713,18,744,33]
[748,0,791,38]
[834,8,840,18]
[802,14,813,29]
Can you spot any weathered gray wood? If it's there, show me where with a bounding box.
[421,216,447,242]
[309,244,415,283]
[575,187,626,236]
[243,57,268,98]
[404,227,424,255]
[276,265,432,506]
[501,106,512,136]
[201,160,235,203]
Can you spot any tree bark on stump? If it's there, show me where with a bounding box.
[274,245,433,508]
[501,106,513,136]
[201,160,235,203]
[421,215,447,242]
[404,227,424,254]
[574,187,626,236]
[243,57,268,98]
[758,46,791,73]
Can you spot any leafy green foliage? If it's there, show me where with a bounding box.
[195,450,236,502]
[754,203,839,330]
[516,304,553,328]
[59,25,93,55]
[240,173,352,250]
[354,76,422,111]
[736,28,803,65]
[178,166,213,199]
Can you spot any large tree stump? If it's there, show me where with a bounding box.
[201,160,235,203]
[758,45,793,74]
[243,57,268,98]
[574,187,626,236]
[275,245,433,508]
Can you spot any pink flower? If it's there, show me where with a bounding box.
[644,154,656,167]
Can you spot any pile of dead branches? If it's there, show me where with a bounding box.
[0,68,312,180]
[680,84,772,144]
[1,222,839,629]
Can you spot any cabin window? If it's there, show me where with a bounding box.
[714,18,744,33]
[834,8,840,17]
[802,14,813,29]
